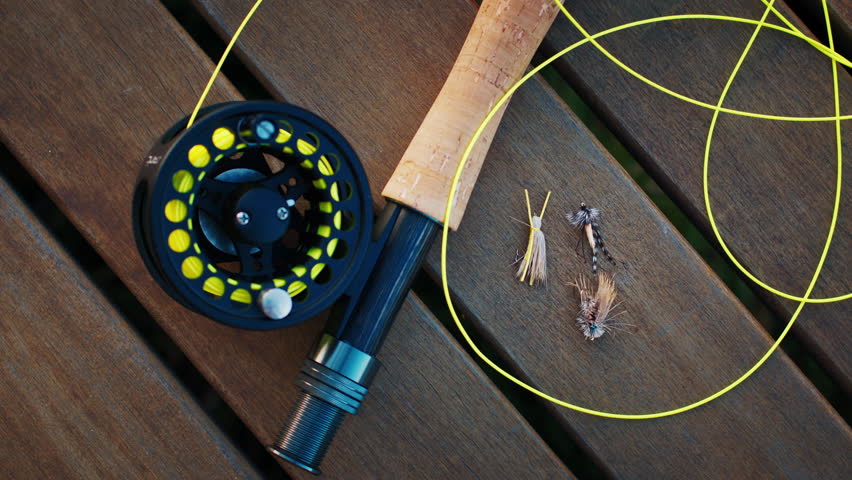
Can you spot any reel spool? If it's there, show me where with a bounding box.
[133,101,375,329]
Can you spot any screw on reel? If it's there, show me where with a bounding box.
[133,101,374,329]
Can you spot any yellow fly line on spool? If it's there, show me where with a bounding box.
[439,0,847,419]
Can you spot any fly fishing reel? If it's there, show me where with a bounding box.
[133,101,377,329]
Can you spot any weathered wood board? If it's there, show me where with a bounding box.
[543,0,852,390]
[0,176,261,479]
[194,0,852,477]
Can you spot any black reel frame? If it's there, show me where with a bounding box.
[133,101,391,330]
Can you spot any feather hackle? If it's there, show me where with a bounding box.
[516,189,551,286]
[571,272,623,340]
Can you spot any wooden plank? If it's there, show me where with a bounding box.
[194,0,852,477]
[542,0,852,390]
[827,0,851,39]
[0,1,573,478]
[832,0,852,24]
[434,75,852,477]
[325,295,571,478]
[0,176,260,478]
[801,0,852,56]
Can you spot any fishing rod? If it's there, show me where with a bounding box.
[132,0,560,474]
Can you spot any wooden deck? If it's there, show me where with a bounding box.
[1,0,849,478]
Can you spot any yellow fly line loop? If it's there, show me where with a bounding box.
[189,0,846,420]
[439,0,846,419]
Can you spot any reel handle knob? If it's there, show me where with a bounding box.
[258,288,293,320]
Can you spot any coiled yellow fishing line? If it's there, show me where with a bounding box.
[561,0,850,303]
[440,0,848,419]
[195,0,846,420]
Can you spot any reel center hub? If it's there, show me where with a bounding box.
[229,185,291,244]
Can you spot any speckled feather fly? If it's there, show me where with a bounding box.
[567,202,615,276]
[571,272,625,341]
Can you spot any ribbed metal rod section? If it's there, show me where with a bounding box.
[269,393,345,475]
[273,206,436,474]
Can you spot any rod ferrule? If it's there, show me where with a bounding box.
[268,334,378,474]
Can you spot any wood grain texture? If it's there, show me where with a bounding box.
[542,0,852,391]
[431,74,852,478]
[827,0,852,47]
[828,0,852,22]
[323,296,572,478]
[382,0,559,228]
[833,0,852,20]
[0,0,572,478]
[0,177,260,479]
[194,0,852,477]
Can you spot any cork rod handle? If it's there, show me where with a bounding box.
[382,0,560,229]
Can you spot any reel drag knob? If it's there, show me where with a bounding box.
[132,101,374,329]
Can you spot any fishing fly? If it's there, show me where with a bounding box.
[516,189,552,286]
[567,202,615,276]
[571,272,626,340]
